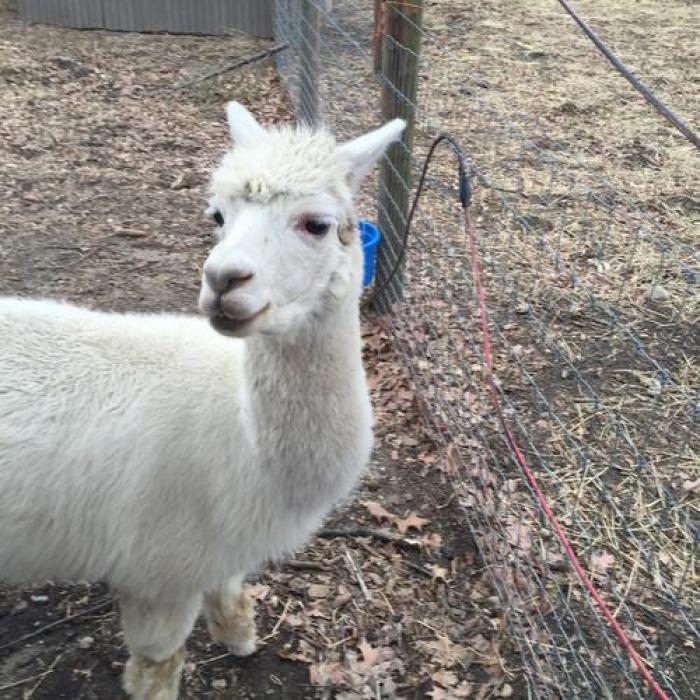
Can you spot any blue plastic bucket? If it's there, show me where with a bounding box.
[358,219,381,286]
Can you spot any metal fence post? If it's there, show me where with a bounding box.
[299,0,320,125]
[373,0,423,312]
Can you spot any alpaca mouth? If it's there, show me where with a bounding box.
[210,303,271,335]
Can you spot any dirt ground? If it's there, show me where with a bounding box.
[0,6,512,700]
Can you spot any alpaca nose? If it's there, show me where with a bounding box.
[204,261,255,295]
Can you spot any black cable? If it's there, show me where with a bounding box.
[363,133,470,309]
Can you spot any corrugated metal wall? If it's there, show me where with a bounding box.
[17,0,273,37]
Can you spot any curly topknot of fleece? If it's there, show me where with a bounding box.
[211,127,354,211]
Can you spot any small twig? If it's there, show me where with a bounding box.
[65,230,148,269]
[262,598,293,642]
[614,548,641,618]
[0,599,112,653]
[436,492,457,509]
[318,527,421,551]
[343,547,372,601]
[194,650,233,668]
[43,244,84,252]
[171,43,289,91]
[326,635,355,649]
[380,591,395,616]
[284,559,328,572]
[0,653,63,695]
[24,652,63,699]
[196,600,292,668]
[109,230,149,239]
[322,529,443,583]
[403,560,433,578]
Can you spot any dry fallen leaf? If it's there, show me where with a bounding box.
[590,551,615,577]
[364,500,396,523]
[309,662,350,686]
[283,612,306,628]
[429,564,449,583]
[278,638,316,664]
[681,477,700,493]
[431,669,458,687]
[421,532,444,549]
[358,639,381,667]
[506,522,532,553]
[395,511,430,534]
[417,636,470,668]
[310,650,402,690]
[308,583,331,599]
[444,443,462,476]
[454,682,474,697]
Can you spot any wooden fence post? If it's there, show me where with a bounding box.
[374,0,423,311]
[372,0,383,74]
[299,0,320,125]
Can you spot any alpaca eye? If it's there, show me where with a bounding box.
[211,210,224,227]
[304,219,330,236]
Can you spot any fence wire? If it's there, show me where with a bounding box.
[275,1,699,697]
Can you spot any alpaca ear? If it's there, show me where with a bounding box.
[225,101,267,146]
[337,119,406,191]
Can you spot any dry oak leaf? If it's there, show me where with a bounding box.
[431,669,458,687]
[421,532,444,550]
[590,551,615,576]
[395,511,430,534]
[364,500,396,523]
[417,636,470,668]
[307,583,330,599]
[310,651,402,689]
[428,564,449,583]
[358,639,382,667]
[283,613,306,628]
[505,522,532,553]
[309,662,351,687]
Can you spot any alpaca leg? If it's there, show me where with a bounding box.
[204,575,257,656]
[120,594,200,700]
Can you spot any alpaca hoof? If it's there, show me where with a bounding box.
[230,635,257,657]
[122,649,184,700]
[205,588,257,656]
[207,617,257,656]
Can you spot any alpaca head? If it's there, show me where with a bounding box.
[198,102,405,338]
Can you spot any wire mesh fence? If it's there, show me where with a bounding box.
[276,1,698,697]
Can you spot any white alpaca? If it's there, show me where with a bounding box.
[0,103,405,700]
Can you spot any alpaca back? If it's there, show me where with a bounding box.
[0,298,246,595]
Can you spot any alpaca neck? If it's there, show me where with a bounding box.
[238,292,369,491]
[242,295,363,420]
